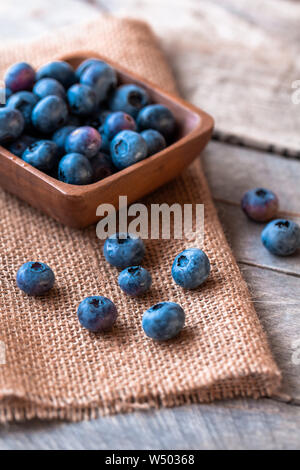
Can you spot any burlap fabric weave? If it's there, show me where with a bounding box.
[0,15,281,422]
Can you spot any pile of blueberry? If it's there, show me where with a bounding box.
[16,235,211,341]
[241,188,300,256]
[0,60,176,184]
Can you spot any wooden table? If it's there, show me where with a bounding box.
[0,0,299,450]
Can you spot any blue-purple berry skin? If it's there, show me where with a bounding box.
[75,58,105,80]
[80,62,117,103]
[118,266,152,296]
[7,134,36,157]
[33,78,66,100]
[58,153,93,185]
[103,111,137,140]
[32,95,68,134]
[67,84,97,116]
[110,84,149,118]
[110,130,147,170]
[137,104,176,141]
[77,296,118,333]
[261,219,300,256]
[140,129,166,156]
[16,261,55,296]
[98,125,111,154]
[142,302,185,341]
[5,62,36,93]
[241,188,279,222]
[7,91,39,129]
[0,108,25,142]
[103,233,145,269]
[172,248,210,289]
[36,61,76,89]
[65,126,101,159]
[22,140,58,172]
[90,152,114,182]
[0,87,12,107]
[52,125,76,156]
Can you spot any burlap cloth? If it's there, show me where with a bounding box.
[0,15,281,422]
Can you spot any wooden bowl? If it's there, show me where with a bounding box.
[0,53,214,228]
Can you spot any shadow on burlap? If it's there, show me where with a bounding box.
[0,15,280,422]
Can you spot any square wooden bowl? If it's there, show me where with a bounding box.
[0,53,214,228]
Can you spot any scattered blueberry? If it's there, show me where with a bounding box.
[172,248,210,289]
[110,84,149,117]
[0,107,24,142]
[140,129,166,156]
[65,126,101,159]
[142,302,185,341]
[110,130,147,169]
[103,111,136,140]
[261,219,300,256]
[241,188,279,222]
[80,62,117,103]
[118,266,152,296]
[77,296,118,332]
[16,261,55,296]
[58,152,93,185]
[36,61,76,88]
[137,104,176,141]
[5,62,35,93]
[22,140,58,172]
[33,78,66,100]
[7,134,36,157]
[103,233,145,269]
[52,125,76,156]
[32,95,68,133]
[90,152,114,182]
[7,91,39,129]
[67,84,97,116]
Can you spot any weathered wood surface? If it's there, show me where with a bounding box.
[0,0,299,451]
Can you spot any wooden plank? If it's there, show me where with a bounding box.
[203,141,300,215]
[0,398,300,450]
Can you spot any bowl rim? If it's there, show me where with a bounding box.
[0,51,214,198]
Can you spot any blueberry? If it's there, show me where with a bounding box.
[0,108,24,143]
[5,62,35,93]
[103,111,137,140]
[110,130,147,170]
[110,84,149,118]
[36,61,76,89]
[16,261,55,296]
[52,125,76,155]
[241,188,279,222]
[98,109,112,125]
[261,219,300,256]
[118,266,152,296]
[33,78,66,100]
[77,296,118,332]
[75,58,105,80]
[32,95,68,134]
[0,87,12,106]
[142,302,185,341]
[58,153,93,185]
[67,84,97,116]
[7,91,39,129]
[90,152,115,182]
[65,126,101,159]
[22,140,58,172]
[140,129,166,156]
[137,104,176,141]
[98,125,111,154]
[103,233,145,269]
[7,134,36,157]
[172,248,210,289]
[80,62,117,103]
